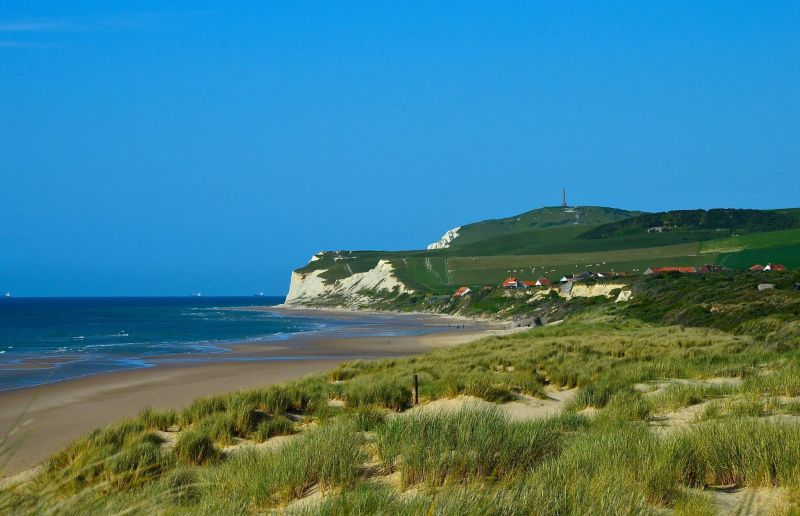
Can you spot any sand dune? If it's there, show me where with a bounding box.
[0,322,503,477]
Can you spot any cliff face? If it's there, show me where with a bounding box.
[556,282,632,302]
[427,226,461,250]
[285,259,412,306]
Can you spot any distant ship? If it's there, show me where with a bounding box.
[3,292,10,298]
[254,292,265,297]
[192,292,203,297]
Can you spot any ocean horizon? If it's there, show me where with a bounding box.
[0,296,430,392]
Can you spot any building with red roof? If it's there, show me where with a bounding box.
[453,286,472,297]
[500,277,523,289]
[752,263,787,272]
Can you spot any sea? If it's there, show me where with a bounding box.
[0,297,429,392]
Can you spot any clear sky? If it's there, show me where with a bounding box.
[1,2,798,296]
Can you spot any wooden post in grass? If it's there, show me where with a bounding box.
[412,374,419,405]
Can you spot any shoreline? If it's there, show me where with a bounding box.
[0,315,519,477]
[0,305,496,394]
[248,303,499,324]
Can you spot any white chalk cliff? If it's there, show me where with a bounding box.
[427,227,461,250]
[556,282,632,302]
[285,259,411,305]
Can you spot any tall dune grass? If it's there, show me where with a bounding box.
[376,407,578,487]
[671,419,800,487]
[6,316,800,513]
[200,418,366,508]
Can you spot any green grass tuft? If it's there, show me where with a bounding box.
[343,376,411,411]
[174,429,219,465]
[377,407,567,488]
[253,415,296,442]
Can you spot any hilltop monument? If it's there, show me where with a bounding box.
[561,188,567,207]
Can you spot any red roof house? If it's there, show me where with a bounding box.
[535,276,552,287]
[500,277,523,289]
[453,286,472,297]
[752,263,787,272]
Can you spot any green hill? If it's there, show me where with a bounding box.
[289,206,800,302]
[443,206,641,248]
[580,209,800,240]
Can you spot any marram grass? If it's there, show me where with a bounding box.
[4,316,800,514]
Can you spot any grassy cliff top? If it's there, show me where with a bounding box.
[293,206,800,294]
[444,205,642,248]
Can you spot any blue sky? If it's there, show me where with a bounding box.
[1,1,798,296]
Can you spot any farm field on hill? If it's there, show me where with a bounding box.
[391,243,711,291]
[717,246,800,270]
[446,243,706,284]
[700,228,800,254]
[448,227,732,257]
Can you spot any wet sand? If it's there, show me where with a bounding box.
[0,312,512,476]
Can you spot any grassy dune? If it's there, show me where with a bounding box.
[4,311,800,514]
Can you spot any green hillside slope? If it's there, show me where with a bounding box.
[292,207,800,298]
[445,206,640,248]
[581,209,800,240]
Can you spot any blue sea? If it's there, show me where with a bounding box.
[0,297,418,392]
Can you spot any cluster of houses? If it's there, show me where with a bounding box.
[454,271,617,297]
[643,263,787,275]
[451,262,792,298]
[500,276,553,289]
[643,264,726,275]
[498,270,626,290]
[750,263,786,272]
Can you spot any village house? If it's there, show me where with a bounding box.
[595,272,618,279]
[500,277,524,289]
[534,276,552,287]
[643,266,697,275]
[560,271,593,282]
[453,286,472,297]
[751,263,787,272]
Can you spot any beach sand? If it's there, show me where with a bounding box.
[0,315,518,477]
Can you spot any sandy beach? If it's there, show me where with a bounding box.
[0,310,515,477]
